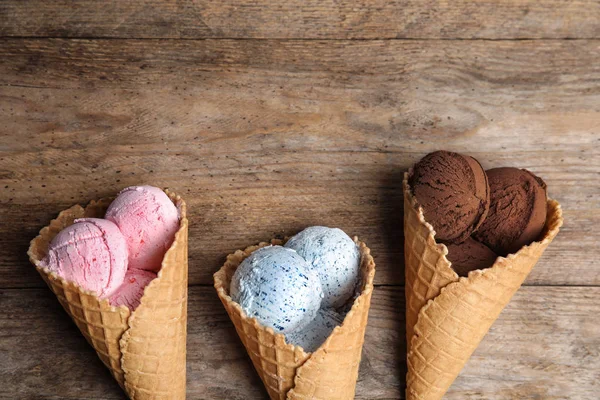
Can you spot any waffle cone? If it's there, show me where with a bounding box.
[27,190,188,400]
[403,171,563,400]
[214,238,376,400]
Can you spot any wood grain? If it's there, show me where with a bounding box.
[0,39,598,287]
[0,286,597,399]
[1,1,600,40]
[1,2,598,399]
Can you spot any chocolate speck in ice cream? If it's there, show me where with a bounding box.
[409,151,490,243]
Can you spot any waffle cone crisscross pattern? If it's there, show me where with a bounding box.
[214,238,376,400]
[403,171,563,400]
[28,190,188,400]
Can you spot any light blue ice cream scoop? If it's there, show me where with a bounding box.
[286,308,344,352]
[230,245,323,334]
[285,226,360,308]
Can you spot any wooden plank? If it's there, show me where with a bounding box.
[3,39,600,92]
[0,286,598,399]
[0,39,598,287]
[1,1,600,40]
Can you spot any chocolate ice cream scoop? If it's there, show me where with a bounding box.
[445,238,498,277]
[409,150,490,243]
[474,167,547,256]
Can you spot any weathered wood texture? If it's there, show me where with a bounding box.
[1,39,598,287]
[0,286,598,399]
[2,1,600,39]
[1,1,599,397]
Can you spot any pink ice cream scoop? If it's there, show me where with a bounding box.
[109,269,157,310]
[40,218,128,298]
[105,186,180,272]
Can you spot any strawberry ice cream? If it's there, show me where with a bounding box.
[40,218,128,298]
[109,269,157,310]
[105,186,180,272]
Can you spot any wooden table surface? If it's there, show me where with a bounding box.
[1,2,599,399]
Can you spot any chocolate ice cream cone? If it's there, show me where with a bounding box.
[28,190,188,400]
[404,170,563,400]
[214,238,376,400]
